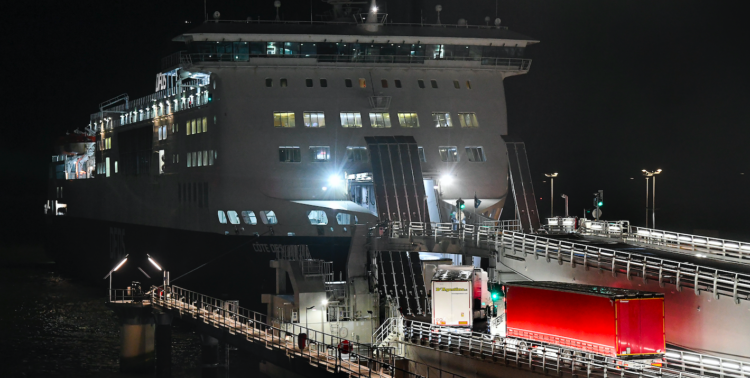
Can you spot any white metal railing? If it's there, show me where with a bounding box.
[498,232,750,304]
[149,286,463,378]
[579,220,631,236]
[395,318,749,378]
[629,227,750,261]
[196,18,509,30]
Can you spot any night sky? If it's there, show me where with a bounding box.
[4,0,749,243]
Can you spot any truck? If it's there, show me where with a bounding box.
[431,266,491,328]
[504,281,665,361]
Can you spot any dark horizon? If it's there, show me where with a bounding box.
[4,0,749,244]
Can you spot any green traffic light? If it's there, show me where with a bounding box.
[491,292,499,300]
[598,201,603,206]
[460,204,466,209]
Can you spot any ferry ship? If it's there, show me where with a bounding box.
[46,1,539,331]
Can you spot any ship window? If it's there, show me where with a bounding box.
[204,150,209,166]
[466,147,486,162]
[192,119,197,134]
[106,157,110,177]
[346,147,368,162]
[453,80,460,89]
[359,78,366,88]
[418,147,426,162]
[439,146,459,162]
[369,113,391,128]
[266,78,273,87]
[198,151,203,167]
[280,78,288,87]
[186,121,191,135]
[208,150,214,165]
[395,80,402,88]
[458,113,479,128]
[260,210,278,224]
[303,112,326,128]
[115,161,118,173]
[273,112,296,128]
[241,211,257,225]
[187,153,191,167]
[397,113,420,128]
[306,78,313,87]
[345,79,352,87]
[418,80,425,89]
[307,210,329,225]
[202,117,207,133]
[336,213,351,225]
[431,80,438,89]
[432,112,452,128]
[227,211,240,224]
[279,146,301,162]
[466,80,472,89]
[218,211,227,224]
[340,112,362,128]
[320,79,327,87]
[309,146,331,162]
[381,79,388,88]
[192,152,197,167]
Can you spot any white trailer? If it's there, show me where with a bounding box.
[432,280,472,327]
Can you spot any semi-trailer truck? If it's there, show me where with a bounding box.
[504,281,665,361]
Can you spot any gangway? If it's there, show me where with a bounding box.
[373,316,750,378]
[142,285,465,378]
[505,140,541,233]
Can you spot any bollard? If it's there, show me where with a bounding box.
[154,310,173,377]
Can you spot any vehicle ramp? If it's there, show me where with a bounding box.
[365,136,429,223]
[505,138,540,233]
[374,251,429,317]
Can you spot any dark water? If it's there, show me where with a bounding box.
[0,243,263,377]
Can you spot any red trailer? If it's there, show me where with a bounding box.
[505,282,665,360]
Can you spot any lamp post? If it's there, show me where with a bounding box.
[642,169,662,229]
[544,173,558,218]
[305,306,315,330]
[560,194,569,217]
[103,254,129,301]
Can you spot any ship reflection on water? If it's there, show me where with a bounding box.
[0,246,264,377]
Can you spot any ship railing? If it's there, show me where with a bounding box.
[579,220,630,236]
[398,317,746,378]
[203,18,508,30]
[152,285,465,378]
[498,231,750,304]
[173,52,531,70]
[372,316,404,350]
[108,288,150,305]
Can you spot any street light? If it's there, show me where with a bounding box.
[544,173,559,218]
[147,254,169,289]
[103,254,129,301]
[642,169,663,228]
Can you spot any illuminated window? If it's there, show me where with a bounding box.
[346,147,368,162]
[203,150,208,166]
[280,78,288,87]
[279,146,301,162]
[303,112,326,127]
[336,213,351,225]
[273,112,296,128]
[418,147,426,162]
[381,79,388,88]
[265,78,273,87]
[191,119,196,134]
[394,80,402,88]
[208,150,214,165]
[241,211,257,225]
[432,112,452,128]
[260,210,278,224]
[202,117,207,132]
[466,80,472,89]
[306,78,313,87]
[106,157,110,177]
[309,146,330,162]
[197,151,203,167]
[431,80,438,88]
[439,146,459,162]
[320,79,328,87]
[453,80,460,89]
[187,153,191,167]
[227,211,240,224]
[465,147,486,162]
[397,113,420,128]
[345,79,352,87]
[418,80,425,89]
[192,152,197,167]
[458,113,479,128]
[307,210,329,225]
[340,112,362,128]
[359,78,366,88]
[217,211,227,224]
[369,113,391,128]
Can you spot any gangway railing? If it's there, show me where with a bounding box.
[628,227,750,261]
[498,232,750,304]
[380,317,749,378]
[151,285,465,378]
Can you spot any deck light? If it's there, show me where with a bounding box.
[322,299,328,305]
[147,254,162,271]
[113,256,128,272]
[328,174,342,187]
[441,174,453,185]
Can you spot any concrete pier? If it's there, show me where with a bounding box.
[107,303,155,373]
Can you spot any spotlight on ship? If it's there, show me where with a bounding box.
[441,174,453,185]
[328,174,343,187]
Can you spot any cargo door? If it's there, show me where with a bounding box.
[616,298,666,358]
[638,298,666,356]
[616,299,640,356]
[432,281,471,327]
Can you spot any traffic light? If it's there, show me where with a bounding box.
[597,190,603,206]
[456,198,465,210]
[488,282,503,302]
[208,92,213,102]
